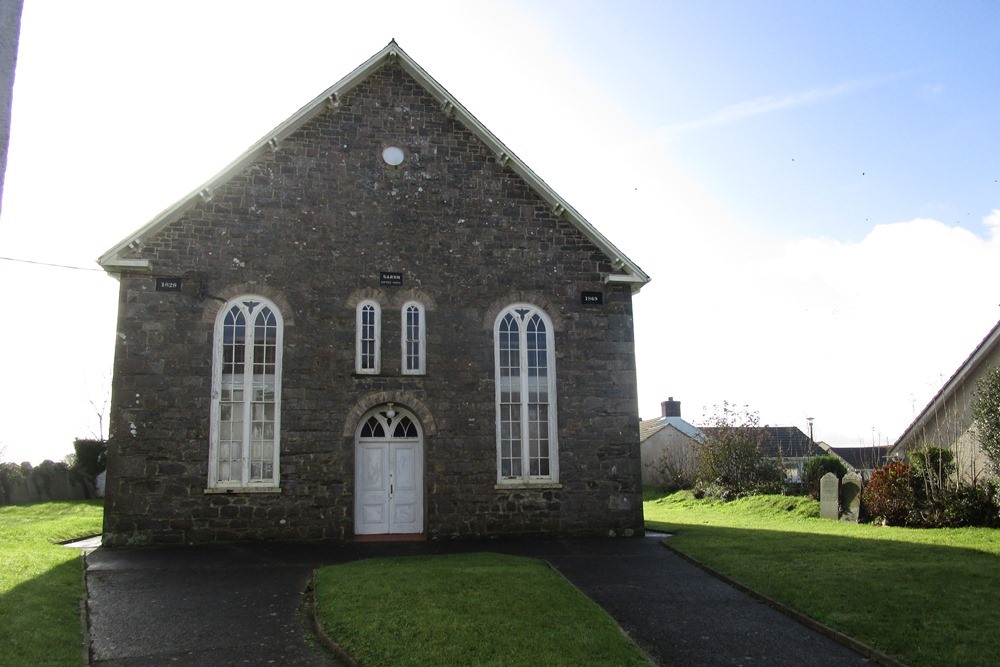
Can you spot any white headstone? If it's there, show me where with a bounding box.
[820,472,839,520]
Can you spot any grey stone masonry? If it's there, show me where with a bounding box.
[102,59,645,545]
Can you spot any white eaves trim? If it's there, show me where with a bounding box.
[96,41,650,291]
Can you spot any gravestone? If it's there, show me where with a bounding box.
[820,472,839,519]
[840,471,862,523]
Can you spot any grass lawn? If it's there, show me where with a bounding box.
[644,491,1000,667]
[0,501,104,666]
[314,552,649,667]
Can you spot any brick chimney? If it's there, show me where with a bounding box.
[661,397,681,418]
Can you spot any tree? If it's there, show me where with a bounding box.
[695,402,784,500]
[972,365,1000,476]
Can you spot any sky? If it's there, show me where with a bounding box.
[2,1,1000,464]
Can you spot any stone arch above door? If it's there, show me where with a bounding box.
[342,391,437,438]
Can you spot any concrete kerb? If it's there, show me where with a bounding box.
[306,570,359,667]
[657,540,908,667]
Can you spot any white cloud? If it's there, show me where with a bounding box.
[635,213,1000,447]
[655,74,904,138]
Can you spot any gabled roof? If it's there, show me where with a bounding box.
[639,416,705,443]
[891,317,1000,455]
[97,41,650,291]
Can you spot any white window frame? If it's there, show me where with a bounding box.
[355,299,381,374]
[493,304,559,486]
[208,295,283,490]
[401,300,426,375]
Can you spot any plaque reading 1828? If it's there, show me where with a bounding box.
[380,272,403,286]
[156,277,182,292]
[581,291,603,305]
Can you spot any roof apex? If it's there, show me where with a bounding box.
[96,41,650,291]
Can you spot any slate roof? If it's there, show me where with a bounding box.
[96,41,650,292]
[699,426,822,459]
[639,416,705,443]
[828,446,891,471]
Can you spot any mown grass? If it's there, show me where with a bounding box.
[314,552,649,667]
[0,501,104,666]
[645,491,1000,667]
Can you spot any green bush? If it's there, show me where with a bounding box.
[72,439,107,479]
[802,455,848,499]
[861,461,916,525]
[914,482,1000,528]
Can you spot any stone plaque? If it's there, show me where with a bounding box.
[840,472,862,523]
[820,472,839,520]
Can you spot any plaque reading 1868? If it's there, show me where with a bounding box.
[380,272,403,286]
[156,277,182,292]
[581,291,603,305]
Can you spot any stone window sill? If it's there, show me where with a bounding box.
[494,482,563,491]
[204,486,282,495]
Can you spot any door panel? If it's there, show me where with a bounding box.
[357,443,390,535]
[389,442,421,533]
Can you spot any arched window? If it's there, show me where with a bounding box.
[401,301,425,375]
[209,296,283,488]
[494,304,558,484]
[356,300,381,374]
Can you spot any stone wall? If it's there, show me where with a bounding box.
[104,62,643,545]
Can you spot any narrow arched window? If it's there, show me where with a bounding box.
[210,296,282,488]
[401,301,425,375]
[356,300,381,374]
[494,304,558,484]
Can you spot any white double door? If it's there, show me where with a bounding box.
[355,437,423,535]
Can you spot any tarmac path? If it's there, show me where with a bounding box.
[84,536,877,666]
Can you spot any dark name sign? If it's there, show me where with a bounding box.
[156,277,182,292]
[380,272,403,286]
[581,291,603,305]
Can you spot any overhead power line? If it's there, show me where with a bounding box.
[0,255,104,272]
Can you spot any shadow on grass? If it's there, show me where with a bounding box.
[649,521,1000,667]
[0,555,87,666]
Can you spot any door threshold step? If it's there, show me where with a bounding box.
[354,533,427,543]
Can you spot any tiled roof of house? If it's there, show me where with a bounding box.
[699,425,822,459]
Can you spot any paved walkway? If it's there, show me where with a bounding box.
[84,536,876,666]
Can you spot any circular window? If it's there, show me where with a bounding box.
[382,146,405,166]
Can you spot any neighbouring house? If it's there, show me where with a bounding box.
[889,318,1000,481]
[97,42,650,546]
[699,425,823,483]
[639,398,705,489]
[818,442,891,481]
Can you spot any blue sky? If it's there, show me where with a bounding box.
[2,1,999,463]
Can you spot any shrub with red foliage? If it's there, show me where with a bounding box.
[861,461,916,526]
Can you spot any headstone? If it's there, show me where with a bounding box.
[820,472,839,519]
[840,472,862,523]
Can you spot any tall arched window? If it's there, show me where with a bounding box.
[209,296,283,488]
[356,300,381,374]
[401,301,425,375]
[494,304,558,484]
